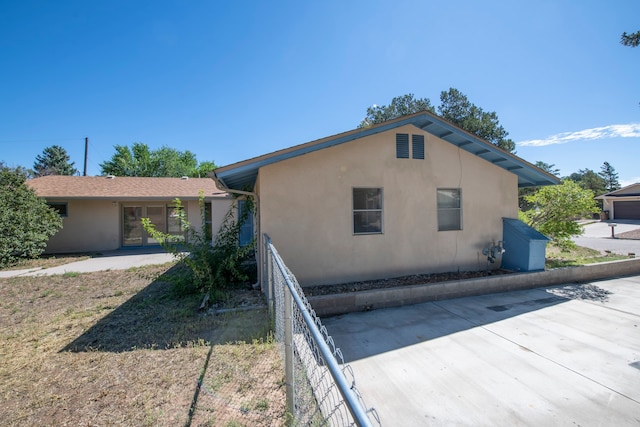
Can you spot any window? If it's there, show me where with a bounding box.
[437,189,462,231]
[47,202,68,217]
[203,202,212,242]
[396,133,409,158]
[167,205,186,242]
[412,134,425,159]
[353,188,383,234]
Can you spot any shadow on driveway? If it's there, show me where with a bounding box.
[325,283,611,363]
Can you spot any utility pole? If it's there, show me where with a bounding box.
[83,137,88,176]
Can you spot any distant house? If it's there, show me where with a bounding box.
[596,183,640,220]
[27,175,233,254]
[213,111,560,287]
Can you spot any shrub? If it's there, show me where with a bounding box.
[0,168,62,267]
[142,193,255,300]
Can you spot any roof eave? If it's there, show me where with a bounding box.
[215,111,561,190]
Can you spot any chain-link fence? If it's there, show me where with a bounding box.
[264,235,380,426]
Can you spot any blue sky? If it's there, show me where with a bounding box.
[1,1,639,186]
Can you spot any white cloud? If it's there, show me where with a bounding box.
[620,177,640,188]
[518,123,640,147]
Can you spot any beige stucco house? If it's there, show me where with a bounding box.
[28,175,233,254]
[596,183,640,220]
[213,112,560,288]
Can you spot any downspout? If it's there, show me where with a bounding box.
[209,172,261,289]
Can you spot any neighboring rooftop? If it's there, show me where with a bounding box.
[214,111,562,190]
[595,183,640,199]
[27,175,229,200]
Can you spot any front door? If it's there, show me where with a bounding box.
[122,206,143,246]
[122,204,176,247]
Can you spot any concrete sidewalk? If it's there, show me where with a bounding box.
[324,275,640,426]
[0,249,179,278]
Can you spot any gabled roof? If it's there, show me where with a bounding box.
[213,111,561,190]
[595,183,640,199]
[27,175,229,200]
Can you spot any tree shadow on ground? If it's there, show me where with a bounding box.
[60,265,269,353]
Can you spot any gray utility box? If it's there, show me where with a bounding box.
[502,218,550,272]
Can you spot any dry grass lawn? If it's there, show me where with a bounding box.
[0,262,286,426]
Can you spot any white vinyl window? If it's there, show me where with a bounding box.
[437,188,462,231]
[353,188,383,234]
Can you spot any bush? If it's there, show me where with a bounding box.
[0,168,62,267]
[142,194,255,300]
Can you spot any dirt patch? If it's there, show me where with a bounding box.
[0,264,286,426]
[305,269,512,296]
[616,228,640,240]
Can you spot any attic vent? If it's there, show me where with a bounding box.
[412,134,425,159]
[181,176,189,180]
[396,133,409,159]
[106,174,115,179]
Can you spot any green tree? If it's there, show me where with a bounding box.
[621,30,640,47]
[358,94,435,128]
[0,162,63,267]
[534,161,560,177]
[99,143,154,177]
[567,168,607,196]
[152,146,198,177]
[599,161,621,192]
[520,180,599,249]
[438,88,516,153]
[33,145,78,177]
[358,89,516,153]
[195,161,218,178]
[100,142,216,177]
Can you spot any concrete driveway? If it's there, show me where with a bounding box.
[324,275,640,426]
[0,248,179,278]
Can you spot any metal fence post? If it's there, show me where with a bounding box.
[284,286,295,417]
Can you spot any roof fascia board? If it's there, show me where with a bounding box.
[215,115,424,186]
[215,111,561,189]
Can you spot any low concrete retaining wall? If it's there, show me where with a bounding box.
[308,258,640,317]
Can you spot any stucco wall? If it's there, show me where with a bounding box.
[44,198,230,254]
[258,125,518,286]
[45,200,121,253]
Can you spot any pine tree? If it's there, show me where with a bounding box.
[599,161,621,192]
[33,145,78,177]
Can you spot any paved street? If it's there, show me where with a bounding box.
[574,220,640,255]
[324,275,640,426]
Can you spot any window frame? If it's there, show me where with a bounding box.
[47,202,68,217]
[437,188,462,231]
[352,187,384,235]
